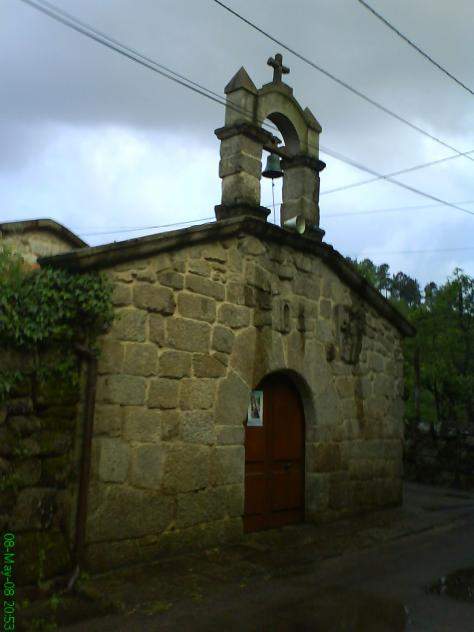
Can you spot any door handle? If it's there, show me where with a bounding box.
[283,462,291,471]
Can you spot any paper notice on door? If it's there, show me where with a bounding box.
[247,390,263,427]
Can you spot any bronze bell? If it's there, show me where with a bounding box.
[262,153,283,179]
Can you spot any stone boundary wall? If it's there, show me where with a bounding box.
[404,433,474,489]
[1,227,81,265]
[86,233,405,571]
[0,356,80,585]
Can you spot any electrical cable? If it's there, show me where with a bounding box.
[72,198,474,234]
[212,0,474,163]
[356,0,474,96]
[19,0,474,220]
[321,150,474,196]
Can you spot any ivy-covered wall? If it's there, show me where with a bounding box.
[0,359,80,585]
[0,243,113,586]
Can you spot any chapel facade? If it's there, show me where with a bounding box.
[6,55,414,573]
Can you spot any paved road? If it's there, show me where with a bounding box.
[61,484,474,631]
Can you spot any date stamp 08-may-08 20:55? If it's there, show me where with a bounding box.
[2,533,15,632]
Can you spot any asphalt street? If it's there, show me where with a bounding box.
[59,484,474,631]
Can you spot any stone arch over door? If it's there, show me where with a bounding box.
[244,371,306,532]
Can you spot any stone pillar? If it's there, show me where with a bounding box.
[214,66,272,222]
[215,124,274,221]
[280,155,325,232]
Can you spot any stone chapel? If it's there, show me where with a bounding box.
[3,55,415,573]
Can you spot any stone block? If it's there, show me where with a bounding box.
[15,458,41,487]
[97,437,130,483]
[210,445,244,485]
[97,339,124,374]
[129,444,163,489]
[212,325,235,354]
[158,270,184,290]
[110,308,146,342]
[162,444,210,493]
[306,473,330,512]
[122,407,161,442]
[177,293,216,323]
[94,404,122,436]
[136,266,156,282]
[319,298,332,320]
[193,354,226,378]
[87,486,175,540]
[167,318,211,352]
[238,236,266,256]
[294,276,321,299]
[278,264,294,280]
[368,352,384,373]
[226,282,256,307]
[176,484,243,529]
[188,258,210,277]
[181,410,214,444]
[186,274,225,301]
[158,350,192,378]
[11,488,59,531]
[218,303,250,329]
[216,425,244,445]
[97,375,146,406]
[133,283,175,315]
[215,371,249,426]
[220,153,261,179]
[148,378,179,409]
[312,442,341,472]
[293,252,312,272]
[203,243,228,263]
[253,310,273,328]
[246,262,271,292]
[335,376,353,399]
[111,283,132,307]
[230,327,256,384]
[179,378,215,410]
[149,313,166,346]
[36,430,72,456]
[123,343,158,376]
[158,409,180,441]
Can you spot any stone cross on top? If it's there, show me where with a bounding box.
[267,53,289,83]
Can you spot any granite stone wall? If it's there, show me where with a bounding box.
[0,229,76,265]
[0,356,80,585]
[85,234,404,570]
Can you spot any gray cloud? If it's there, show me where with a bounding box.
[1,0,473,284]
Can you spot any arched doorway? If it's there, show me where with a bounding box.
[244,373,305,532]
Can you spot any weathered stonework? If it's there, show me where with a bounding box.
[59,229,411,572]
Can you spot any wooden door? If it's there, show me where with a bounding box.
[244,373,305,532]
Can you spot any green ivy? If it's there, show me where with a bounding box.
[0,245,114,402]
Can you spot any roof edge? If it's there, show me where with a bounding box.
[39,217,415,337]
[0,218,88,249]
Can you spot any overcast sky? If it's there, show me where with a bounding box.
[2,0,473,287]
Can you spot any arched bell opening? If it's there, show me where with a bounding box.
[260,115,294,226]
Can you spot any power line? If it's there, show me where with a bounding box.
[22,0,474,188]
[73,198,474,234]
[356,0,474,96]
[20,0,474,220]
[318,145,474,217]
[321,150,474,196]
[79,217,214,236]
[349,246,474,256]
[212,0,474,164]
[80,219,474,256]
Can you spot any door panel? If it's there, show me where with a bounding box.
[244,374,305,532]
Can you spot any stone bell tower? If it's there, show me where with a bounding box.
[215,54,325,238]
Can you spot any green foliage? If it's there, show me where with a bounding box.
[350,255,474,435]
[0,245,114,402]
